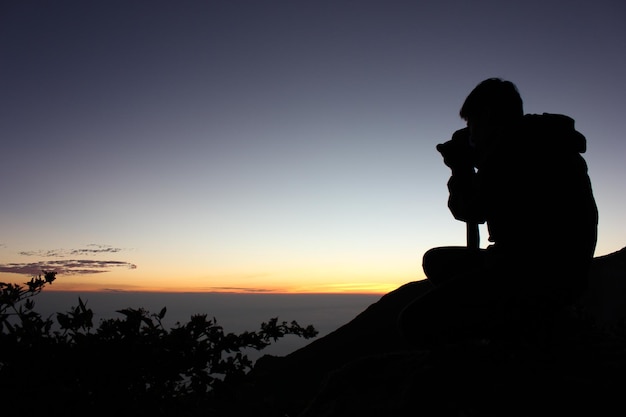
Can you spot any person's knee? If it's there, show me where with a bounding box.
[422,246,462,282]
[422,247,445,266]
[422,247,447,278]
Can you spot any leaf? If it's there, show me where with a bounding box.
[78,297,88,313]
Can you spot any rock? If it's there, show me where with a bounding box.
[247,247,626,417]
[249,280,432,415]
[299,338,626,417]
[581,246,626,327]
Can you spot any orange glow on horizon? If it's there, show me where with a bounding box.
[4,266,423,295]
[42,280,406,295]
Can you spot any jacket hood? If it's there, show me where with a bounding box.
[521,113,587,154]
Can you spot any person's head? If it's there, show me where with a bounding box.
[460,78,524,151]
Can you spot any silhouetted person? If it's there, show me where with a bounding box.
[398,78,598,347]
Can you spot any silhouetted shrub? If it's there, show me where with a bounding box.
[0,272,317,416]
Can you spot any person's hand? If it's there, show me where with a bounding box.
[436,128,474,173]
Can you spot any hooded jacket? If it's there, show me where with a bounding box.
[445,113,598,293]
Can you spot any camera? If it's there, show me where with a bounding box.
[436,128,475,170]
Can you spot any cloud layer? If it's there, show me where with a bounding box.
[0,244,136,276]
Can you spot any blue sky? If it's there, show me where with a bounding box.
[1,0,625,293]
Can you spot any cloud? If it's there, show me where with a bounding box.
[203,286,278,293]
[0,244,136,276]
[19,244,124,258]
[100,288,131,293]
[0,260,137,276]
[70,244,123,255]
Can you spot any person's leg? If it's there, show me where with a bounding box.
[397,272,498,348]
[422,246,486,287]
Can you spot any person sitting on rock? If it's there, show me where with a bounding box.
[398,78,598,347]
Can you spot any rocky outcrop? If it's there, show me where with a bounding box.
[247,247,626,417]
[581,246,626,326]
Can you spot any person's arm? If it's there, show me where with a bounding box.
[437,128,485,226]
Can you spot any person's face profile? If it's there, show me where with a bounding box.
[467,119,486,151]
[467,110,500,155]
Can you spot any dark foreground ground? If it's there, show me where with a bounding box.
[238,247,626,417]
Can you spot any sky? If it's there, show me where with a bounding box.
[1,0,625,294]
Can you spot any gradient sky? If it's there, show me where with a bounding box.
[1,0,625,293]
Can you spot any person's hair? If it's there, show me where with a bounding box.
[459,78,524,123]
